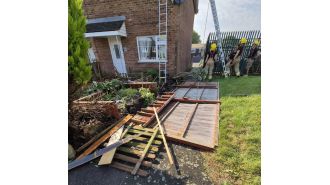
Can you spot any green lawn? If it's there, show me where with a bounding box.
[203,76,261,185]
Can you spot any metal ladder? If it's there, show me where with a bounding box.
[209,0,228,77]
[158,0,168,83]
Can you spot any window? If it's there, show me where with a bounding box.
[137,35,167,62]
[113,44,121,59]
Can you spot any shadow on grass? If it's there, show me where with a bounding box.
[211,75,261,97]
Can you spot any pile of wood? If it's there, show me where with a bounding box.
[69,91,121,149]
[69,92,176,176]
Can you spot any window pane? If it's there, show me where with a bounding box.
[114,45,121,59]
[138,36,156,60]
[158,45,166,60]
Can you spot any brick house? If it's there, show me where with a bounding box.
[83,0,199,78]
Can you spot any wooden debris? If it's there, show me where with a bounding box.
[153,107,174,165]
[76,122,117,153]
[131,128,159,175]
[77,115,133,159]
[130,92,175,127]
[68,133,142,170]
[98,126,124,165]
[108,126,162,175]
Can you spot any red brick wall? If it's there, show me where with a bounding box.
[90,38,116,77]
[83,0,196,77]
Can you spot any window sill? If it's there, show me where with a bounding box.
[138,60,167,63]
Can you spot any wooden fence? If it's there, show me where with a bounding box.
[206,30,261,75]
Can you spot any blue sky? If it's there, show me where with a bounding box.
[193,0,261,43]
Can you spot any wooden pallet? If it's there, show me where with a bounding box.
[110,125,163,176]
[131,92,175,127]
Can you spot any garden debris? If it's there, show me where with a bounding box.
[109,125,163,176]
[130,92,175,127]
[77,115,133,159]
[69,132,143,171]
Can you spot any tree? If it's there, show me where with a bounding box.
[68,0,92,94]
[192,30,201,44]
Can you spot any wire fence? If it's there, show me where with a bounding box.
[206,30,261,75]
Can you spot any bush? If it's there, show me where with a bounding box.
[139,88,155,106]
[84,79,123,95]
[146,69,158,79]
[118,88,138,100]
[191,67,207,81]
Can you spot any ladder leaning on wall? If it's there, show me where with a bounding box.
[158,0,168,83]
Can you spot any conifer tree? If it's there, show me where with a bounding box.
[68,0,92,88]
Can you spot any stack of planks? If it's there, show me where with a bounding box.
[130,92,175,127]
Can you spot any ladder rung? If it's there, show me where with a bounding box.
[160,3,167,6]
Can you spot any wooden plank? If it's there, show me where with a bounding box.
[113,153,152,168]
[153,107,174,165]
[132,125,155,132]
[143,93,175,127]
[141,108,154,113]
[68,133,142,170]
[173,98,220,104]
[117,147,156,159]
[110,161,148,176]
[157,97,168,101]
[173,85,217,89]
[128,129,163,139]
[131,118,147,124]
[125,134,162,145]
[137,111,153,117]
[151,104,162,107]
[76,121,117,153]
[124,141,159,152]
[77,115,133,159]
[98,126,124,165]
[179,103,198,138]
[131,128,159,175]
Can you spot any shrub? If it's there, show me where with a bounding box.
[139,88,155,106]
[146,69,158,79]
[118,88,138,100]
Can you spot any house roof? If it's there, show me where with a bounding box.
[85,16,127,38]
[86,16,126,33]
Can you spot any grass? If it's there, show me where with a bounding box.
[202,76,261,185]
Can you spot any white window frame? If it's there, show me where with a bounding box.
[136,35,167,63]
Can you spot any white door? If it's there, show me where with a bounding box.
[108,36,127,76]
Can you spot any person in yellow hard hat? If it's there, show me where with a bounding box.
[244,39,261,76]
[225,37,247,77]
[203,42,217,80]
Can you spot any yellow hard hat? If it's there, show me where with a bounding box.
[240,37,247,44]
[254,39,260,46]
[210,43,217,51]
